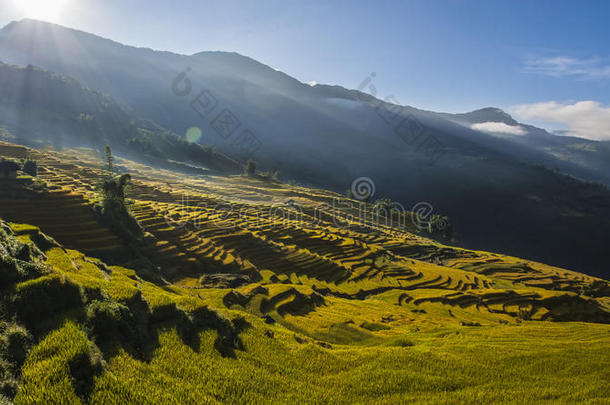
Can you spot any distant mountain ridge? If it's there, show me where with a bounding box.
[440,107,610,185]
[2,19,608,183]
[1,19,610,279]
[442,107,519,126]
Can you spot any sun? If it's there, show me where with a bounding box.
[16,0,70,21]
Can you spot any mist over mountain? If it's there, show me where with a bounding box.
[1,18,610,278]
[0,61,241,173]
[441,107,610,185]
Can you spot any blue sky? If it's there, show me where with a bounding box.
[1,0,609,138]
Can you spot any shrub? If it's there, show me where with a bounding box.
[360,321,391,332]
[244,159,257,176]
[95,169,143,242]
[21,160,37,177]
[374,198,393,211]
[86,300,135,344]
[0,227,19,257]
[0,256,49,288]
[19,262,49,281]
[1,324,32,367]
[517,306,533,321]
[0,379,17,400]
[391,338,415,347]
[0,358,8,379]
[427,214,454,240]
[0,225,49,287]
[0,256,19,286]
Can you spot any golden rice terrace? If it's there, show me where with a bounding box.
[0,140,609,404]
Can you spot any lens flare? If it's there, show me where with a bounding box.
[185,127,202,143]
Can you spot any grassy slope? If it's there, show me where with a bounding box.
[7,237,610,404]
[0,141,609,404]
[20,321,610,404]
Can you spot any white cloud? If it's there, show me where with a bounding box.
[471,122,526,135]
[308,80,317,87]
[523,56,610,79]
[511,101,610,141]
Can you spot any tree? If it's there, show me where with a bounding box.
[95,147,142,242]
[245,159,257,176]
[272,170,281,182]
[427,215,454,240]
[374,198,393,211]
[22,157,37,177]
[103,145,114,177]
[101,173,131,205]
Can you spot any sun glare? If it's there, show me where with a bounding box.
[16,0,70,21]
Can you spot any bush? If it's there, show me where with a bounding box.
[0,226,49,287]
[244,159,257,176]
[95,172,143,242]
[0,227,19,257]
[374,198,393,211]
[427,214,454,240]
[0,256,48,287]
[86,300,135,344]
[0,379,17,400]
[360,321,391,332]
[0,358,8,379]
[21,160,37,177]
[0,256,19,286]
[517,306,532,321]
[0,324,32,367]
[18,262,49,282]
[390,338,415,348]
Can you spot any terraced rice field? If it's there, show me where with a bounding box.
[1,141,609,327]
[1,141,609,403]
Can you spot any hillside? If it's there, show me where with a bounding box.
[0,62,241,174]
[2,19,610,279]
[0,140,609,403]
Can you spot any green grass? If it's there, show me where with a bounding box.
[16,322,86,404]
[14,320,610,404]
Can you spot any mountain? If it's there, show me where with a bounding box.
[1,19,610,279]
[441,107,610,185]
[0,61,241,174]
[444,107,519,125]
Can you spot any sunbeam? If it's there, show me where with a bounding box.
[14,0,70,21]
